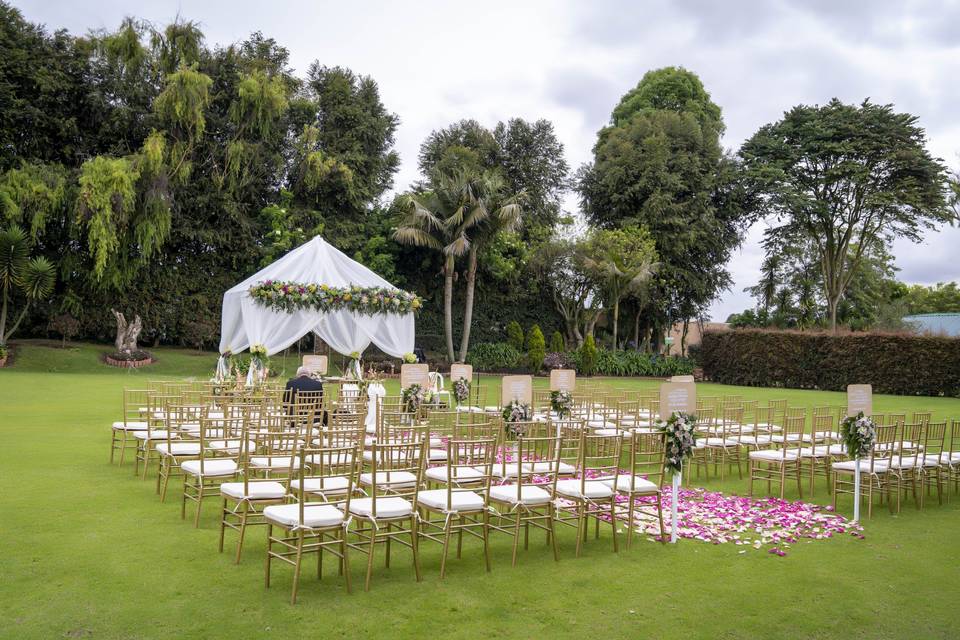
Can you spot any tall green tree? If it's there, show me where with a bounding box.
[0,225,55,346]
[581,227,658,349]
[740,99,951,331]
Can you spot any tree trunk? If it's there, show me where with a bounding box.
[680,318,689,357]
[828,296,840,334]
[633,310,641,349]
[0,285,8,346]
[612,297,619,351]
[111,309,143,354]
[457,247,478,363]
[443,257,456,362]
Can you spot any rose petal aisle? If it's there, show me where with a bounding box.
[627,488,864,556]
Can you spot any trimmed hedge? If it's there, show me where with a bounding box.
[699,329,960,397]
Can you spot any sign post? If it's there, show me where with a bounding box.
[659,381,696,544]
[846,384,872,523]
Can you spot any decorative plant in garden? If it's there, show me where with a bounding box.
[550,389,573,418]
[502,400,531,436]
[656,411,699,472]
[249,281,422,316]
[453,377,470,406]
[0,225,55,356]
[840,412,876,458]
[402,383,426,414]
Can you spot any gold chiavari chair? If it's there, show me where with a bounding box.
[749,415,805,499]
[554,429,621,557]
[611,431,667,547]
[264,442,359,602]
[831,423,898,518]
[248,412,309,476]
[690,408,715,480]
[110,388,151,465]
[134,393,179,479]
[219,420,289,563]
[417,436,496,578]
[889,422,925,512]
[772,408,810,445]
[700,405,744,481]
[155,403,204,501]
[349,438,425,591]
[794,415,844,497]
[912,411,932,425]
[181,414,242,526]
[422,409,459,463]
[887,413,907,428]
[947,420,960,495]
[917,421,947,508]
[488,433,562,566]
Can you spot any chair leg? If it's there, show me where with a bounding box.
[218,499,228,553]
[290,531,304,605]
[341,530,352,594]
[609,500,618,553]
[626,498,636,549]
[110,431,118,464]
[656,494,667,544]
[194,482,205,527]
[410,517,422,582]
[364,525,377,592]
[748,460,754,496]
[439,516,452,579]
[575,503,585,558]
[510,511,522,567]
[482,510,491,572]
[235,503,249,564]
[547,504,559,561]
[264,524,273,588]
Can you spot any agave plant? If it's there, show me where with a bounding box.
[1,225,56,347]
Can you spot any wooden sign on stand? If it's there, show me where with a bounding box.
[302,355,328,375]
[501,375,533,406]
[400,363,430,389]
[659,381,697,420]
[670,375,695,383]
[550,369,576,392]
[846,384,873,417]
[450,363,473,382]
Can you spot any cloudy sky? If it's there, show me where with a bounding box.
[17,0,960,320]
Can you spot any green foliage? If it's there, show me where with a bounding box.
[74,156,140,283]
[466,341,523,371]
[699,330,960,396]
[549,330,564,352]
[741,99,950,329]
[902,282,960,314]
[590,348,694,377]
[611,66,723,134]
[0,163,69,239]
[526,324,545,372]
[0,224,56,344]
[154,64,212,143]
[578,334,598,376]
[505,320,524,351]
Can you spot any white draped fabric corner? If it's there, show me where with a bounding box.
[218,236,415,358]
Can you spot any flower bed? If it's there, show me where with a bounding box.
[104,350,153,368]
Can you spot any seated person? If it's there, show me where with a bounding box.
[284,366,324,405]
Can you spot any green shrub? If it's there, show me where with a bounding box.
[467,342,524,371]
[699,329,960,396]
[549,331,565,353]
[592,349,695,377]
[505,321,524,351]
[579,334,598,376]
[526,324,546,373]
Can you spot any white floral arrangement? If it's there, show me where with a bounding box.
[840,412,877,459]
[550,390,573,419]
[402,383,425,414]
[502,400,531,437]
[656,411,699,473]
[453,377,471,405]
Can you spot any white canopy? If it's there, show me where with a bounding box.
[218,236,415,357]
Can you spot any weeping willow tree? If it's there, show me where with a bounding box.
[0,163,69,240]
[153,63,212,182]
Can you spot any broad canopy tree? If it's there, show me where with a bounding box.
[740,99,952,332]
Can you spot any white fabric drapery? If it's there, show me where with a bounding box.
[218,236,415,358]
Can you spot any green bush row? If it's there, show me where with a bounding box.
[699,329,960,396]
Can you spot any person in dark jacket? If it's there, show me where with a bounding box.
[285,366,324,400]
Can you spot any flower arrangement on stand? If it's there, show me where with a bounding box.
[501,400,531,437]
[453,377,471,407]
[550,390,573,419]
[840,412,877,458]
[346,351,362,380]
[248,281,422,316]
[402,383,426,415]
[656,411,699,473]
[402,352,417,364]
[247,344,269,387]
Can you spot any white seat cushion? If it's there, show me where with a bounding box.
[890,455,939,469]
[349,496,414,519]
[181,459,238,477]
[220,481,286,500]
[359,471,418,488]
[555,479,615,499]
[813,431,841,440]
[113,420,148,430]
[749,449,798,462]
[418,489,485,511]
[425,465,484,483]
[796,444,846,457]
[521,461,576,475]
[701,437,739,447]
[832,458,889,473]
[489,484,552,505]
[770,434,808,443]
[428,448,447,461]
[208,439,255,454]
[133,430,170,440]
[290,476,350,495]
[250,456,298,470]
[603,475,659,494]
[264,502,344,529]
[155,442,201,456]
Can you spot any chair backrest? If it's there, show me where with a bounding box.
[950,420,960,452]
[427,371,444,393]
[887,413,906,426]
[868,423,899,469]
[813,415,834,444]
[625,431,666,489]
[122,388,151,425]
[911,411,932,425]
[782,415,806,447]
[440,437,496,508]
[922,421,947,462]
[367,439,425,511]
[573,431,621,491]
[512,434,562,491]
[293,442,357,511]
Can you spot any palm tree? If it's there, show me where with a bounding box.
[393,169,488,362]
[581,228,658,350]
[456,172,522,362]
[1,225,56,348]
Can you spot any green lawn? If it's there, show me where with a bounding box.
[2,342,959,639]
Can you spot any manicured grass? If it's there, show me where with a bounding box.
[1,343,959,639]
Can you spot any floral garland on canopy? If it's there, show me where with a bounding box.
[248,281,423,316]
